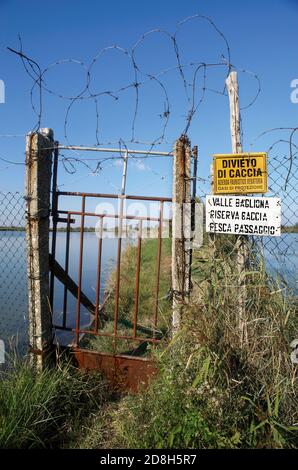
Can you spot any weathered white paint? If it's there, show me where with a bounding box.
[26,130,54,369]
[225,71,248,346]
[226,71,242,154]
[0,339,5,364]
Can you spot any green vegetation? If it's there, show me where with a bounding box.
[76,236,298,449]
[1,225,296,233]
[2,235,297,449]
[85,237,172,355]
[281,223,298,234]
[0,226,103,232]
[0,226,25,231]
[0,357,109,448]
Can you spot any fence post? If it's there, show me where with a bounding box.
[226,71,248,346]
[26,128,54,369]
[188,146,198,290]
[172,135,191,334]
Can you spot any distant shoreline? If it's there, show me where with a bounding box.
[283,226,298,233]
[0,227,132,233]
[1,226,297,234]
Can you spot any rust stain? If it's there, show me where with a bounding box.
[72,348,158,393]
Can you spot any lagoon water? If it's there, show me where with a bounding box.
[0,231,296,355]
[0,231,129,354]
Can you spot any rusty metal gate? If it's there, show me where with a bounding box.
[49,145,173,391]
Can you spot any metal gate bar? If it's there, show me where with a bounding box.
[56,190,172,202]
[75,195,86,347]
[114,195,124,352]
[94,216,103,333]
[62,214,71,329]
[133,220,142,339]
[50,191,172,353]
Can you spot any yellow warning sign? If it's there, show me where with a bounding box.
[213,153,268,195]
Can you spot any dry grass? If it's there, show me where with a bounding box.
[101,236,298,449]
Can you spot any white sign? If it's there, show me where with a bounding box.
[206,195,281,237]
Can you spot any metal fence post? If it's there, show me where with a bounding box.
[172,135,191,334]
[26,128,54,369]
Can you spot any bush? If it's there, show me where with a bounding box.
[110,243,298,449]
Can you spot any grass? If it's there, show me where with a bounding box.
[0,355,109,448]
[106,237,172,324]
[2,234,297,449]
[78,235,298,449]
[85,237,172,355]
[0,237,172,449]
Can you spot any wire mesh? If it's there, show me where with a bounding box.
[0,14,296,363]
[0,192,28,355]
[254,145,298,293]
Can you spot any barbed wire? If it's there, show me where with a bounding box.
[251,126,298,191]
[2,14,297,239]
[5,14,263,178]
[0,13,297,356]
[3,18,298,206]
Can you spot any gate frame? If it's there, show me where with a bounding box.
[49,145,176,392]
[26,132,196,390]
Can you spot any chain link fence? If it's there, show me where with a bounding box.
[0,149,296,362]
[0,192,28,356]
[255,151,298,293]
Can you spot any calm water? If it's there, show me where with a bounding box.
[0,231,130,354]
[51,232,130,345]
[261,233,297,291]
[0,232,296,355]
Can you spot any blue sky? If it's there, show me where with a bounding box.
[0,0,297,213]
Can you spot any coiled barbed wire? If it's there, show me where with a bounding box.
[1,13,296,201]
[5,14,262,174]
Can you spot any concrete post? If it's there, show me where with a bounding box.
[172,135,191,334]
[26,129,54,369]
